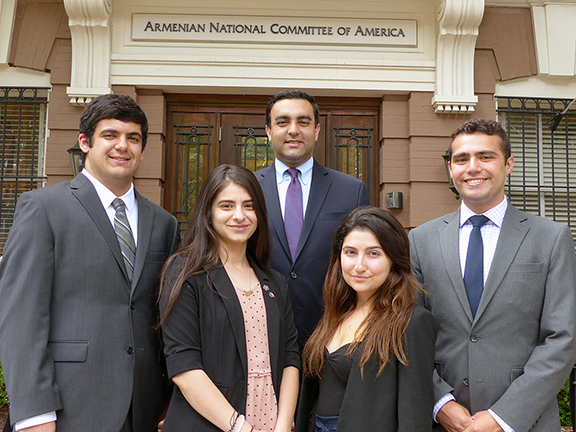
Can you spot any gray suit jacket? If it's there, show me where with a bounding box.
[408,204,576,432]
[0,173,180,431]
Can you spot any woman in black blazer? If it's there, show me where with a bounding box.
[296,207,436,432]
[159,165,300,432]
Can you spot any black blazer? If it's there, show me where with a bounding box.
[255,161,370,348]
[295,306,437,432]
[160,255,301,432]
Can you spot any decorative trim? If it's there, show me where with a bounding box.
[529,1,576,77]
[432,0,484,114]
[63,0,113,105]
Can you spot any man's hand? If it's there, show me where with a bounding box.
[437,401,473,432]
[21,422,56,432]
[463,411,504,432]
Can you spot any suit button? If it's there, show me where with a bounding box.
[463,378,469,386]
[130,303,136,310]
[470,335,478,342]
[126,347,134,355]
[290,272,298,279]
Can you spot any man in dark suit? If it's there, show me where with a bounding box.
[0,94,180,432]
[409,118,576,432]
[255,90,370,349]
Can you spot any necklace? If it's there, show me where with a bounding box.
[227,268,255,296]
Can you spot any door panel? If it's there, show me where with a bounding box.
[165,111,219,232]
[165,98,379,230]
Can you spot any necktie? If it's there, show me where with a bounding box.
[113,198,136,282]
[464,215,489,317]
[285,168,303,261]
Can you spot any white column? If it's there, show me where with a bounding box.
[530,0,576,78]
[432,0,485,113]
[64,0,113,105]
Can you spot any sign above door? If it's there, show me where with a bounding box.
[132,14,417,47]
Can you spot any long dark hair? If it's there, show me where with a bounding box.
[302,206,422,377]
[159,164,271,322]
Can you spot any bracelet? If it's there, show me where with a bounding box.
[228,412,240,432]
[235,415,245,432]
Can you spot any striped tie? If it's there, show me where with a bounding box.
[113,198,136,282]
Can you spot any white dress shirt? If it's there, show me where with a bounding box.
[274,157,313,219]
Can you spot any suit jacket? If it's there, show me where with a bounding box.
[408,204,576,432]
[255,161,370,348]
[295,306,437,432]
[159,255,301,432]
[0,173,180,432]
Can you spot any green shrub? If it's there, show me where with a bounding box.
[558,377,572,426]
[0,362,7,407]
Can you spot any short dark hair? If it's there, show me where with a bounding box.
[265,90,320,127]
[449,118,511,160]
[79,94,149,150]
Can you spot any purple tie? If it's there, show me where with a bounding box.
[285,168,303,261]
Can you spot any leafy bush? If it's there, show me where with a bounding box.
[558,377,572,426]
[0,362,7,407]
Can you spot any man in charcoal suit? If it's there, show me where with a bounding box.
[255,90,370,349]
[0,94,180,432]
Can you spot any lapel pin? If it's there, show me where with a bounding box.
[269,292,275,298]
[262,285,269,291]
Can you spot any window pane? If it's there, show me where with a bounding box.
[1,88,48,254]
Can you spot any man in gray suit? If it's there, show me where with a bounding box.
[0,94,180,432]
[409,118,576,432]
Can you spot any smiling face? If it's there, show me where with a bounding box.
[266,98,320,168]
[211,182,258,252]
[449,132,514,214]
[79,118,144,196]
[340,228,393,305]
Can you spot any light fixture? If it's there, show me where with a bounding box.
[67,140,84,176]
[442,149,460,199]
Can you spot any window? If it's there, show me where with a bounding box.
[497,97,576,245]
[0,88,48,254]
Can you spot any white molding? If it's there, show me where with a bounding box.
[530,2,576,77]
[64,0,113,105]
[0,0,18,64]
[432,0,484,114]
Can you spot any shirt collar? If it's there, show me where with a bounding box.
[274,157,314,187]
[81,169,136,213]
[459,195,508,228]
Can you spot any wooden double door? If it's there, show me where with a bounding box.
[164,95,379,232]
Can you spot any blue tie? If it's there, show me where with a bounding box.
[464,215,489,317]
[285,168,303,262]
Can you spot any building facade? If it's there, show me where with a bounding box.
[1,0,575,252]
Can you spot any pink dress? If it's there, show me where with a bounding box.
[234,281,278,432]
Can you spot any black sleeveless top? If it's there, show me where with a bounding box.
[315,343,355,416]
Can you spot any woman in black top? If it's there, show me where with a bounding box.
[296,207,436,432]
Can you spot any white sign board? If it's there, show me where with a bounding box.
[132,14,417,47]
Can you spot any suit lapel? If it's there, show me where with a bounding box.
[295,161,330,261]
[475,205,530,319]
[440,209,475,323]
[70,174,128,281]
[132,192,153,293]
[257,165,291,259]
[207,265,248,376]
